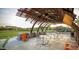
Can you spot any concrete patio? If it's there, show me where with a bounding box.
[1,32,75,50]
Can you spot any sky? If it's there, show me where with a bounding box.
[0,8,79,28]
[0,8,34,28]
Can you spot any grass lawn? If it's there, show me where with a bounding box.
[0,30,29,39]
[0,29,54,39]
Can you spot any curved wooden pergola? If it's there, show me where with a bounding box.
[16,8,74,32]
[16,8,79,45]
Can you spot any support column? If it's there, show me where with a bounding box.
[41,23,48,32]
[63,14,79,46]
[37,22,44,33]
[45,24,51,32]
[71,22,79,45]
[30,20,38,35]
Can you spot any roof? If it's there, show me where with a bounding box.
[16,8,75,24]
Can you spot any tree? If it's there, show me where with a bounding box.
[75,17,79,25]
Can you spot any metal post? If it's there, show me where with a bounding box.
[71,22,79,46]
[30,20,38,35]
[37,22,44,33]
[41,23,48,32]
[45,24,51,32]
[25,17,29,21]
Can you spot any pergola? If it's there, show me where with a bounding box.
[16,8,79,45]
[17,9,74,32]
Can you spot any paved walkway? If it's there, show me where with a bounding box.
[3,32,74,50]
